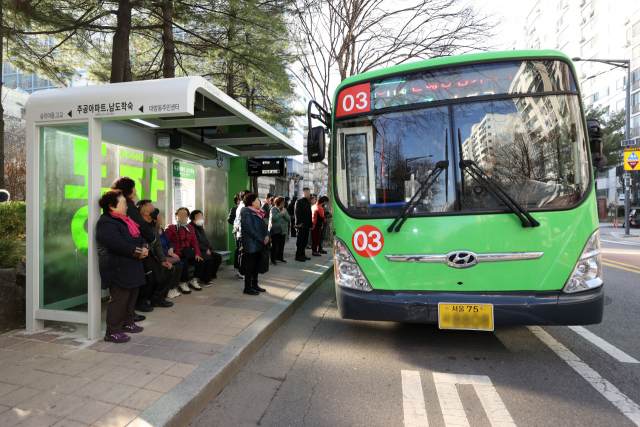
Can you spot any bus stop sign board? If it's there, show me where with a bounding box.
[624,148,640,170]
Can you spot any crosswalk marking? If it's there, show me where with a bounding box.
[529,326,640,426]
[402,370,429,427]
[568,326,640,364]
[433,373,516,427]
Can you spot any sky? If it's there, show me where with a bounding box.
[482,0,535,50]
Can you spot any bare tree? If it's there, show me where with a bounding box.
[3,117,26,201]
[290,0,498,110]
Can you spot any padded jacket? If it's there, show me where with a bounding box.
[164,224,202,258]
[96,213,146,290]
[269,206,291,234]
[240,207,270,254]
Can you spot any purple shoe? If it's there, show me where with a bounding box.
[104,332,130,343]
[122,324,144,334]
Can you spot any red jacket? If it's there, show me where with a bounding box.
[312,203,326,229]
[164,224,202,257]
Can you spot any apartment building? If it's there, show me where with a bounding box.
[522,0,640,203]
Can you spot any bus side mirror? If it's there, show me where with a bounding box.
[307,100,331,164]
[587,119,607,168]
[308,126,326,163]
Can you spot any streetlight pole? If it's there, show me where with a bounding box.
[572,57,631,235]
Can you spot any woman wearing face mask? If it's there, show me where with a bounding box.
[188,210,222,287]
[164,207,205,294]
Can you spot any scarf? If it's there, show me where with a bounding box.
[248,206,265,218]
[109,212,140,237]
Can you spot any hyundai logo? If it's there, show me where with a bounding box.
[445,251,478,268]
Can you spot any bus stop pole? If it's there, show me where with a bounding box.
[625,60,631,236]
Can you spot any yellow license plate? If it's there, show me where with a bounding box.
[438,303,494,331]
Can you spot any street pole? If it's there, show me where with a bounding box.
[625,60,631,235]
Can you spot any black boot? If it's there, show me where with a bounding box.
[252,283,266,292]
[243,286,259,295]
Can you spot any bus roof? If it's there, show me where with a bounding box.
[334,49,574,98]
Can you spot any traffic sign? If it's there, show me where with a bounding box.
[621,139,637,147]
[625,150,640,170]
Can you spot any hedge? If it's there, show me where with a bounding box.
[0,202,26,268]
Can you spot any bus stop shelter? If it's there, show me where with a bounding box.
[25,77,302,339]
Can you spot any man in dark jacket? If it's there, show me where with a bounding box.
[294,188,312,262]
[262,194,273,223]
[111,177,156,245]
[136,200,174,309]
[189,210,222,286]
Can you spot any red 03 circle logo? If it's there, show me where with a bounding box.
[336,83,370,117]
[352,225,384,258]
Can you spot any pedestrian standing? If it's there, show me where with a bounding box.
[311,196,327,256]
[96,190,148,343]
[240,193,270,295]
[287,197,298,238]
[269,196,291,265]
[294,188,312,262]
[233,189,251,281]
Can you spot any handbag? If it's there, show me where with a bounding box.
[259,243,270,274]
[144,255,166,286]
[176,225,196,261]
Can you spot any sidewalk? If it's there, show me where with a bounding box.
[0,240,333,427]
[599,222,640,237]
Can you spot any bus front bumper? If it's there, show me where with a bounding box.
[336,284,604,326]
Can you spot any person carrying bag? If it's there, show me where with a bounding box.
[239,193,270,295]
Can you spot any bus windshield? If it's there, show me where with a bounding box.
[334,61,590,217]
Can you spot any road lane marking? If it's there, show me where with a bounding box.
[568,326,640,364]
[602,251,640,254]
[603,262,640,274]
[402,370,429,427]
[528,326,640,426]
[432,372,516,427]
[603,259,640,270]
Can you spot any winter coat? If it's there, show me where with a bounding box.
[233,201,245,238]
[312,203,326,230]
[96,213,146,290]
[165,224,202,258]
[159,227,183,265]
[262,202,271,221]
[269,206,291,235]
[240,207,270,254]
[148,222,166,263]
[125,197,156,245]
[227,206,238,225]
[294,197,313,229]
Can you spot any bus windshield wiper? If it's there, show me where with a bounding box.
[387,160,449,232]
[459,160,540,228]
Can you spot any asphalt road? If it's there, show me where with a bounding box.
[191,232,640,427]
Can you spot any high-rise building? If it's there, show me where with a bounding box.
[522,0,640,203]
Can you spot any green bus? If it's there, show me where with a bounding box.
[306,50,606,331]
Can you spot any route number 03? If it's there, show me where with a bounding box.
[352,225,384,257]
[342,92,368,112]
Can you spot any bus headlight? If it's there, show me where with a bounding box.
[563,230,603,294]
[334,237,372,292]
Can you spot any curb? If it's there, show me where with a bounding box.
[130,260,334,427]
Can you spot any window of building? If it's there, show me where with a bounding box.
[617,77,627,90]
[634,21,640,37]
[633,92,640,106]
[634,45,640,60]
[617,99,626,111]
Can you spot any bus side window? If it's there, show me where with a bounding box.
[340,133,345,171]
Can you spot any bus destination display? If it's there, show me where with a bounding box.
[247,158,287,177]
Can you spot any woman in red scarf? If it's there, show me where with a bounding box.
[96,190,149,343]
